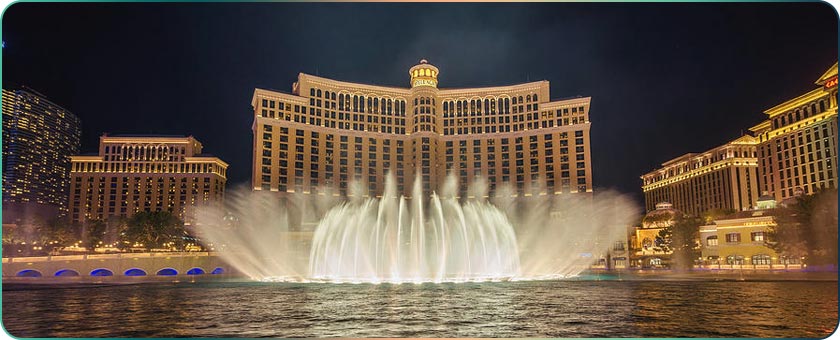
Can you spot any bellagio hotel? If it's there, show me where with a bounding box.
[251,60,593,198]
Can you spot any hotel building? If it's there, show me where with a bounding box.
[68,135,228,224]
[698,195,802,268]
[251,60,593,198]
[640,135,761,217]
[2,86,81,223]
[749,62,838,201]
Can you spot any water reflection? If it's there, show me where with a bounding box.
[3,280,837,337]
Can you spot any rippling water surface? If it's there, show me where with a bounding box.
[3,279,837,337]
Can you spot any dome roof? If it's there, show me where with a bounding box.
[641,202,681,228]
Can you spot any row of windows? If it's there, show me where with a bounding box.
[102,144,189,162]
[705,231,765,246]
[771,98,829,130]
[72,161,226,176]
[644,145,758,185]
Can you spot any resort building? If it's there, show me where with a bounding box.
[749,62,838,201]
[640,135,760,217]
[68,135,228,225]
[251,60,593,198]
[698,195,802,269]
[2,86,82,223]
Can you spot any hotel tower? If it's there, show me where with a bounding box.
[251,60,593,199]
[2,86,82,223]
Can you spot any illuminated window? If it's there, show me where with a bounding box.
[725,233,741,243]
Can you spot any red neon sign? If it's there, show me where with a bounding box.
[824,76,838,89]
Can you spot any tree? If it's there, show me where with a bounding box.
[37,217,78,254]
[767,188,838,267]
[120,211,187,251]
[657,214,701,270]
[82,219,107,253]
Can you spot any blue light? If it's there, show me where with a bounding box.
[90,268,114,276]
[16,269,42,277]
[54,269,80,277]
[124,268,147,276]
[211,267,224,275]
[186,267,205,275]
[156,268,178,276]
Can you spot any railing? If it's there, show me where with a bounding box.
[3,252,217,263]
[693,263,804,270]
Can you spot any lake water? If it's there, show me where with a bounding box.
[3,278,838,337]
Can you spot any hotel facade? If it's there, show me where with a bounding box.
[642,62,838,216]
[68,135,228,224]
[749,63,838,202]
[251,60,593,198]
[2,86,82,223]
[641,135,760,217]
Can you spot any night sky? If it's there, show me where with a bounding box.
[3,3,837,204]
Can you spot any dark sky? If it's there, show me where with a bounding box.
[3,3,837,204]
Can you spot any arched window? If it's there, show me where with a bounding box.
[512,97,517,105]
[820,100,826,112]
[310,88,315,96]
[811,103,817,115]
[533,94,538,102]
[331,92,336,100]
[795,110,801,121]
[519,96,524,103]
[339,94,344,110]
[316,89,322,97]
[526,94,531,102]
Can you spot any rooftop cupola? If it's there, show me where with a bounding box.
[409,59,439,88]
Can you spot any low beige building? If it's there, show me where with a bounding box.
[68,135,228,225]
[698,196,802,269]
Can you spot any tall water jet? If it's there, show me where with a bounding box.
[308,173,521,283]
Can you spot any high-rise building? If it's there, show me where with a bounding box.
[251,60,593,198]
[640,135,761,216]
[2,86,81,223]
[749,62,838,201]
[68,135,228,224]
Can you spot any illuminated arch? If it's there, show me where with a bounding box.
[124,268,147,276]
[54,269,80,277]
[210,267,225,275]
[90,268,114,276]
[186,267,205,275]
[156,268,178,276]
[16,269,42,277]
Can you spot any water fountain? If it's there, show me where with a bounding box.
[196,174,637,283]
